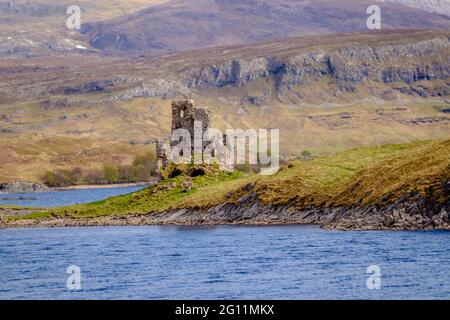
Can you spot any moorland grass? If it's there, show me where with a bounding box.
[6,139,449,221]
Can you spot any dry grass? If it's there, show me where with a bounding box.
[251,139,450,208]
[8,139,449,221]
[328,140,450,206]
[0,30,449,182]
[0,136,154,182]
[1,97,448,182]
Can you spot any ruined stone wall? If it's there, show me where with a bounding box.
[156,139,169,170]
[170,100,195,139]
[158,100,219,168]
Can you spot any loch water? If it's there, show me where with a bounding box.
[1,225,449,299]
[0,186,144,208]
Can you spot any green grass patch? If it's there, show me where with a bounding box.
[8,139,450,221]
[12,169,246,220]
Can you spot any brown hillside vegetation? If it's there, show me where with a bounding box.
[1,30,449,182]
[5,139,448,227]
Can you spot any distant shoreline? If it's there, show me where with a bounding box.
[0,180,157,195]
[54,181,154,191]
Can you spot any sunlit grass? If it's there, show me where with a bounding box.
[6,139,450,222]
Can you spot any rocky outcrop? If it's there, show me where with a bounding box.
[148,182,450,230]
[0,182,50,194]
[53,78,129,95]
[190,58,272,88]
[106,79,188,101]
[394,84,450,97]
[52,77,188,103]
[6,31,448,104]
[187,37,450,97]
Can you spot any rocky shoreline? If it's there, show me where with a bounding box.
[0,182,50,194]
[2,191,449,231]
[54,181,152,191]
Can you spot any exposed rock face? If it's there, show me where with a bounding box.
[0,182,50,194]
[40,34,450,105]
[52,78,129,95]
[146,182,450,230]
[4,187,449,230]
[190,58,272,88]
[394,84,450,97]
[3,31,448,105]
[110,79,185,100]
[187,37,450,97]
[3,169,448,231]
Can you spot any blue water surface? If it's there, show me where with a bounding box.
[0,225,449,299]
[0,186,144,207]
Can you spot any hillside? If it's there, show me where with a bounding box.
[389,0,450,16]
[0,0,168,57]
[80,0,450,56]
[0,30,449,182]
[2,0,450,58]
[3,139,449,230]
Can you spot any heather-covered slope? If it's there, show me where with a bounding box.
[0,0,168,57]
[389,0,450,17]
[80,0,450,56]
[2,0,450,58]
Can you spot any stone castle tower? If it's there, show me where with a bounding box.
[170,100,211,154]
[157,100,230,170]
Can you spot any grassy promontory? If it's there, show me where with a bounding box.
[3,139,449,229]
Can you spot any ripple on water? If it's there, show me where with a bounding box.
[0,225,449,299]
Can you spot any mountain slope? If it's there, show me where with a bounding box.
[80,0,450,56]
[2,30,449,103]
[0,0,168,57]
[0,30,449,183]
[389,0,450,17]
[2,0,449,58]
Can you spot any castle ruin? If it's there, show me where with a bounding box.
[156,100,231,171]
